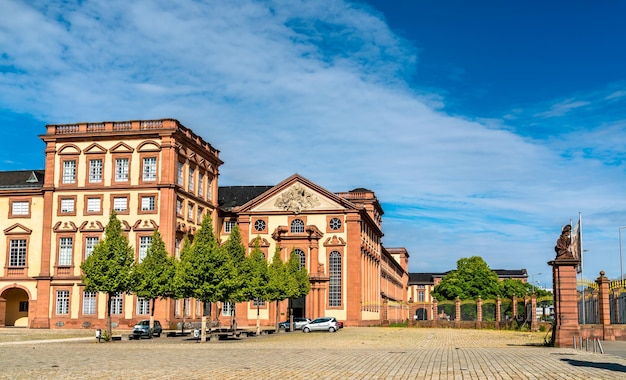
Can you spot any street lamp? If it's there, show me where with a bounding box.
[531,272,542,292]
[619,226,626,285]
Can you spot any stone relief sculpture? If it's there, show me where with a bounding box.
[274,184,321,214]
[554,224,573,260]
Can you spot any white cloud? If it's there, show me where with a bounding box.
[1,0,625,280]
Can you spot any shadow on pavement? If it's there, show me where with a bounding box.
[561,358,626,373]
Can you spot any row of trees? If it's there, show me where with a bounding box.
[81,212,310,338]
[431,256,552,301]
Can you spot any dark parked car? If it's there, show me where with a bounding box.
[302,317,339,333]
[130,320,162,339]
[278,317,311,331]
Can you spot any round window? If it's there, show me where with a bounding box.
[254,219,266,232]
[329,217,342,230]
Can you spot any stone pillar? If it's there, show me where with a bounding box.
[596,271,614,341]
[512,295,518,320]
[432,300,438,327]
[531,293,538,332]
[455,297,461,327]
[549,258,580,347]
[495,297,501,329]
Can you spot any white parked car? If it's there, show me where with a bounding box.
[302,317,339,333]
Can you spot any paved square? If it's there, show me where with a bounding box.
[1,327,625,379]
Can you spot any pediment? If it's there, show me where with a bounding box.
[137,140,161,152]
[238,174,356,214]
[58,144,81,155]
[133,219,158,231]
[4,223,32,235]
[248,237,270,248]
[83,143,107,155]
[110,142,134,154]
[79,221,104,232]
[53,221,78,232]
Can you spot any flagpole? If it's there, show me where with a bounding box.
[579,212,585,325]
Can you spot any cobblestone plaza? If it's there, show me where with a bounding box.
[2,327,626,379]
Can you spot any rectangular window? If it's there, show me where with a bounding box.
[85,237,99,259]
[63,160,76,184]
[188,167,194,192]
[83,291,97,315]
[198,173,204,196]
[207,178,212,199]
[176,198,183,215]
[113,197,128,212]
[139,236,152,262]
[142,157,157,181]
[9,239,27,267]
[11,201,29,216]
[111,292,123,315]
[175,300,181,316]
[115,158,129,182]
[56,290,70,315]
[184,298,191,316]
[141,196,155,211]
[224,221,236,233]
[89,159,103,183]
[187,202,194,220]
[418,291,425,302]
[86,197,101,213]
[253,298,265,307]
[175,238,181,258]
[60,198,75,213]
[137,298,150,315]
[222,302,234,317]
[177,162,184,186]
[197,207,203,223]
[19,301,29,312]
[58,237,73,266]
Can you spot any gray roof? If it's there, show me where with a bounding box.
[0,170,45,190]
[218,186,273,211]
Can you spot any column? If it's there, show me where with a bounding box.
[596,271,614,340]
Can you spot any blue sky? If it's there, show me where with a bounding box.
[1,0,625,286]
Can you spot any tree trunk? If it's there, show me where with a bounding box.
[275,300,280,332]
[106,293,112,338]
[149,298,155,339]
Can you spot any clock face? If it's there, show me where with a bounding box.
[329,217,342,230]
[254,219,266,232]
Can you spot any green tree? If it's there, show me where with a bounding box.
[222,225,250,329]
[285,249,311,331]
[172,235,193,334]
[267,246,289,331]
[500,278,531,298]
[81,212,135,337]
[247,237,269,334]
[431,256,501,301]
[132,230,175,337]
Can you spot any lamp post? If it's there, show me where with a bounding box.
[619,226,626,286]
[531,272,542,293]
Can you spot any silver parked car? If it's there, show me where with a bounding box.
[130,319,162,339]
[302,317,339,333]
[278,317,311,331]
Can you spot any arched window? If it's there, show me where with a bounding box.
[293,249,306,269]
[290,219,304,233]
[329,251,342,307]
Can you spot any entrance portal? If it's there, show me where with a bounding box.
[1,288,29,327]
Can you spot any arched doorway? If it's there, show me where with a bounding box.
[1,288,30,327]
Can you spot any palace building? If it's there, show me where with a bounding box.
[0,119,408,329]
